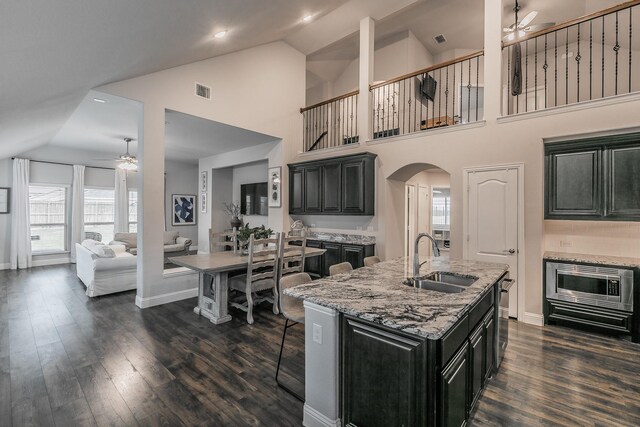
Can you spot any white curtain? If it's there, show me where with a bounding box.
[10,158,32,269]
[114,168,128,233]
[70,165,85,263]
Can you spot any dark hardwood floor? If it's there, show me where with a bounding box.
[1,264,639,426]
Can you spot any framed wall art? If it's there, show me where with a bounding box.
[268,167,281,208]
[200,193,207,214]
[0,188,9,214]
[172,194,197,226]
[200,171,208,193]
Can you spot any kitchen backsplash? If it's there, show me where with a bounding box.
[544,220,640,257]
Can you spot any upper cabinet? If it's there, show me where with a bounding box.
[545,132,640,221]
[288,153,376,216]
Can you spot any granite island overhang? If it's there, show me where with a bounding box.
[284,256,510,427]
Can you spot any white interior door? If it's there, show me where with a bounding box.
[417,185,430,256]
[405,185,417,260]
[467,168,519,318]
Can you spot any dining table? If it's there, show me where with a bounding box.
[169,246,325,324]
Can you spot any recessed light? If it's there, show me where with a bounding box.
[302,15,313,23]
[93,98,106,103]
[213,30,227,39]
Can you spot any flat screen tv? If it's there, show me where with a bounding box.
[421,73,437,101]
[241,182,268,216]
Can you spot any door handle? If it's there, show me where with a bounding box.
[503,249,516,254]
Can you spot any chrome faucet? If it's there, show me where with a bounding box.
[413,232,441,277]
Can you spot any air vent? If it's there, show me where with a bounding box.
[434,34,446,44]
[195,83,211,100]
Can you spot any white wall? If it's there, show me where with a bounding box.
[232,160,269,229]
[164,160,199,247]
[99,41,304,304]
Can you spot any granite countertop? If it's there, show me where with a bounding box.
[305,232,375,245]
[544,251,640,268]
[285,256,508,339]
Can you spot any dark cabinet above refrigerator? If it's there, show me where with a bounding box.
[545,132,640,221]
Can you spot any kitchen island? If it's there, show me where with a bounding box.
[285,256,509,427]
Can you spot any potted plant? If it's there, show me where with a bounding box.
[223,201,243,229]
[236,224,274,254]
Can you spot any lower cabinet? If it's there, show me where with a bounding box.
[302,240,375,278]
[342,316,427,427]
[339,283,500,427]
[440,342,469,427]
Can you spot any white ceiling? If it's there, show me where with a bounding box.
[1,0,627,160]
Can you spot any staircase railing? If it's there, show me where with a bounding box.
[300,90,359,152]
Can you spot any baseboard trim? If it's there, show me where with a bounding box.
[135,287,198,309]
[303,404,340,427]
[523,311,544,326]
[0,263,10,270]
[33,257,70,267]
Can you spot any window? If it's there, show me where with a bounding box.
[29,185,68,253]
[128,190,137,233]
[432,187,451,229]
[84,188,115,243]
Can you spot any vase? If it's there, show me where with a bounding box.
[230,217,242,229]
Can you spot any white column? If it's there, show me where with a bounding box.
[358,17,375,142]
[303,301,340,427]
[135,105,165,308]
[483,0,504,121]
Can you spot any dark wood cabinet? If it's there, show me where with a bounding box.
[289,168,305,214]
[545,132,640,221]
[468,324,484,412]
[483,312,495,384]
[322,163,342,213]
[304,166,322,213]
[608,145,640,219]
[304,240,323,279]
[302,240,375,278]
[321,242,342,277]
[440,342,469,427]
[342,317,427,427]
[288,153,376,215]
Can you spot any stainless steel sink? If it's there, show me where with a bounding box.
[403,278,466,293]
[422,272,478,287]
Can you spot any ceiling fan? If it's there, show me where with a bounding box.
[94,137,138,170]
[503,1,555,41]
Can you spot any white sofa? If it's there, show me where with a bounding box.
[75,242,137,297]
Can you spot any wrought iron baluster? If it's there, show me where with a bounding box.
[576,24,581,103]
[590,20,593,100]
[402,79,406,135]
[615,11,620,95]
[629,8,633,92]
[476,57,479,121]
[565,27,569,105]
[445,66,450,124]
[544,34,548,109]
[438,68,442,124]
[355,94,358,142]
[453,63,457,121]
[507,46,511,115]
[534,37,538,111]
[602,15,605,98]
[467,60,471,123]
[525,39,529,112]
[432,70,436,126]
[555,31,558,107]
[412,78,416,133]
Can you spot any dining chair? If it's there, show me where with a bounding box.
[277,234,307,284]
[329,261,353,276]
[363,256,381,266]
[276,272,311,402]
[209,228,238,253]
[228,232,280,324]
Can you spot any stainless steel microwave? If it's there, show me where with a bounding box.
[546,261,633,312]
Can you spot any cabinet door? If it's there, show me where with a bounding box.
[289,167,305,214]
[342,159,366,214]
[545,149,603,219]
[483,312,495,383]
[304,240,323,280]
[342,317,426,427]
[607,145,640,219]
[322,242,342,277]
[341,245,365,269]
[322,163,342,213]
[440,342,469,427]
[469,323,484,412]
[304,166,322,213]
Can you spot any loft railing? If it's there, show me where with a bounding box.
[300,90,359,152]
[369,51,484,140]
[502,0,640,115]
